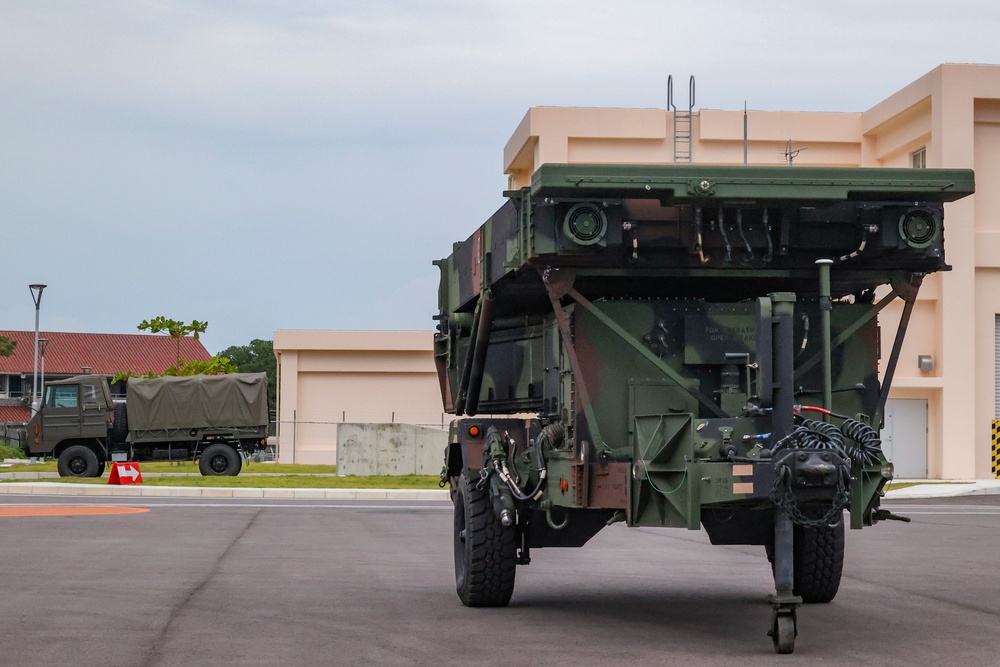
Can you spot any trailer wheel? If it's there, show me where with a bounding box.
[199,444,242,476]
[454,471,516,607]
[770,611,797,654]
[57,445,101,478]
[793,521,845,603]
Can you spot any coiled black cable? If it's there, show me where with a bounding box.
[840,418,883,467]
[772,418,845,455]
[795,419,844,450]
[772,414,883,467]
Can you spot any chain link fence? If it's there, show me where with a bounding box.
[0,424,27,454]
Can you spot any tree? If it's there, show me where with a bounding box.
[138,316,208,364]
[0,336,15,357]
[112,357,237,383]
[113,317,233,382]
[218,339,276,414]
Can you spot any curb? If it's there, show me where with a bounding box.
[0,483,451,501]
[0,472,342,480]
[885,479,1000,500]
[883,482,1000,500]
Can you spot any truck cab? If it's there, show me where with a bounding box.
[23,375,114,470]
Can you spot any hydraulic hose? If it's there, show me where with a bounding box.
[496,460,545,502]
[719,209,733,263]
[495,423,562,503]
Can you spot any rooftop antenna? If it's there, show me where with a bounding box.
[743,102,748,166]
[784,139,807,166]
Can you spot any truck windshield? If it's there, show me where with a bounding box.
[45,385,79,409]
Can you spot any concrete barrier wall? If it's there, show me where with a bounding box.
[336,423,447,476]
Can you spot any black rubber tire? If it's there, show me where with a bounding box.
[771,613,796,654]
[793,521,845,603]
[454,472,516,607]
[57,445,101,478]
[95,460,106,477]
[199,444,242,476]
[111,403,129,443]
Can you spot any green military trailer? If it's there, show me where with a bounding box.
[434,163,974,653]
[24,373,269,477]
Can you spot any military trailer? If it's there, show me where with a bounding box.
[434,163,975,653]
[24,373,269,477]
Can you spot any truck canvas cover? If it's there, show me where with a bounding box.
[126,373,269,431]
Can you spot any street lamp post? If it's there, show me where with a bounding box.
[29,284,46,415]
[38,338,49,409]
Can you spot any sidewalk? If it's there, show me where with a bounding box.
[0,482,450,500]
[0,478,997,500]
[882,479,1000,500]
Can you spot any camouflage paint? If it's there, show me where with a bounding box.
[436,164,974,535]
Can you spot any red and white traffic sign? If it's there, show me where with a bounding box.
[108,462,143,485]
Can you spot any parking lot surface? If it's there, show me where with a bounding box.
[0,493,997,666]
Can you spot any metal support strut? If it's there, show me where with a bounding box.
[457,290,495,416]
[816,259,834,414]
[766,293,801,654]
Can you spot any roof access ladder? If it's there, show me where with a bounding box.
[668,75,696,163]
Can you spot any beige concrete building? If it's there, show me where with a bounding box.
[276,63,999,479]
[273,330,443,464]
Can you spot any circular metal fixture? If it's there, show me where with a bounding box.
[898,208,939,248]
[562,203,608,246]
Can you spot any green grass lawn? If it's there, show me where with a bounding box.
[2,460,340,475]
[1,459,444,489]
[883,480,975,492]
[7,456,970,493]
[0,444,25,459]
[883,482,917,492]
[4,473,443,489]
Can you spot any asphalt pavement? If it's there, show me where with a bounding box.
[0,493,998,666]
[1,476,998,499]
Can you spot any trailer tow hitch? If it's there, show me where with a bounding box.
[872,508,911,523]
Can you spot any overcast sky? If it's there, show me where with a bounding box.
[2,1,999,353]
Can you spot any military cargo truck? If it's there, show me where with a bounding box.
[434,163,974,653]
[24,373,269,477]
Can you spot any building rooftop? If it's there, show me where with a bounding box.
[0,331,211,375]
[0,404,29,423]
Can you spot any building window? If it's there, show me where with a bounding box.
[911,147,927,169]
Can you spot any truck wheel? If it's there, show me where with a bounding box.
[199,444,242,476]
[793,522,845,603]
[111,403,129,443]
[57,445,101,478]
[454,471,516,607]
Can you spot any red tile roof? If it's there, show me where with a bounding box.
[0,405,30,423]
[0,331,212,376]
